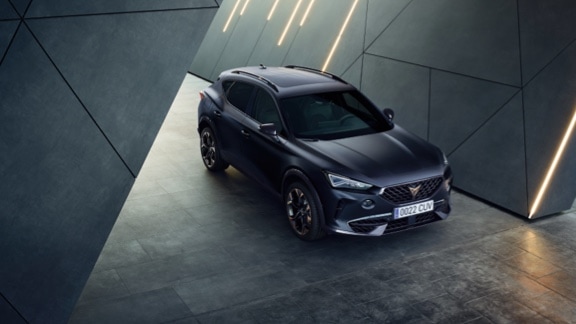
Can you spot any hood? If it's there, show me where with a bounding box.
[300,127,446,186]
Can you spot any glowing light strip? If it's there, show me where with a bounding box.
[267,0,280,21]
[529,109,576,218]
[322,0,359,71]
[300,0,315,26]
[223,0,241,32]
[240,0,250,15]
[278,0,303,46]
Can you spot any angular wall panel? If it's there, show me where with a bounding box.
[429,71,519,154]
[365,0,411,47]
[0,21,18,59]
[1,2,218,323]
[0,26,134,323]
[367,0,521,86]
[28,9,215,175]
[450,93,528,215]
[341,55,362,89]
[0,0,18,19]
[210,0,274,78]
[361,54,429,139]
[26,0,217,17]
[244,1,304,69]
[8,0,31,16]
[518,0,576,84]
[283,0,366,75]
[191,0,249,80]
[524,41,576,217]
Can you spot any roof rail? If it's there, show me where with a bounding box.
[231,70,279,92]
[284,65,347,84]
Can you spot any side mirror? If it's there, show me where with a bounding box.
[259,123,278,138]
[383,108,395,121]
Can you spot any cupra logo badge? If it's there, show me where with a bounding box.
[408,184,422,199]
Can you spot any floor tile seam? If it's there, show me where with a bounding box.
[73,271,133,308]
[411,293,486,323]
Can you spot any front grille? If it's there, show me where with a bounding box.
[380,177,443,204]
[384,211,439,234]
[347,211,441,234]
[349,217,388,233]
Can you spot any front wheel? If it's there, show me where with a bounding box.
[285,181,325,241]
[200,126,229,171]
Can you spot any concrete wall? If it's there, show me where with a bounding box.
[0,0,218,322]
[190,0,576,219]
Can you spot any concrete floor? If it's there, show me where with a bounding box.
[70,74,576,323]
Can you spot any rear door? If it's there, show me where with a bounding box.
[217,80,255,170]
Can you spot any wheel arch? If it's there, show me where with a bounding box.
[282,168,326,228]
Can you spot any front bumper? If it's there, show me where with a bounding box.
[320,176,452,237]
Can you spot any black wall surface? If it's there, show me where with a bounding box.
[0,0,218,322]
[190,0,576,219]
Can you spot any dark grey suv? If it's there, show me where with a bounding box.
[198,65,452,240]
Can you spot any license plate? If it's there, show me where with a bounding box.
[394,200,434,219]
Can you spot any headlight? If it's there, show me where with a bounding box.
[325,172,372,190]
[442,152,449,165]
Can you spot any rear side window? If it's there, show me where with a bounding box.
[224,81,255,113]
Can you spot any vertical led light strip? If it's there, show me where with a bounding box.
[529,109,576,218]
[240,0,250,15]
[278,0,303,46]
[267,0,280,21]
[322,0,359,71]
[223,0,241,32]
[300,0,315,26]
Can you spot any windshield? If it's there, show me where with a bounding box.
[281,90,392,140]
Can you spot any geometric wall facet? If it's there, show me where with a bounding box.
[26,0,217,17]
[0,21,19,59]
[524,40,576,217]
[518,0,576,84]
[449,92,528,215]
[1,2,217,322]
[28,9,215,175]
[430,70,519,154]
[7,0,31,16]
[0,26,134,323]
[0,0,18,19]
[361,54,429,139]
[367,0,521,86]
[365,0,411,47]
[341,55,363,89]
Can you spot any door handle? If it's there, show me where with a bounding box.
[241,129,250,138]
[213,110,222,117]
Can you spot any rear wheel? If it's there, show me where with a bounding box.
[285,181,325,241]
[200,126,229,171]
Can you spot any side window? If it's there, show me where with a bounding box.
[250,89,283,134]
[225,81,255,113]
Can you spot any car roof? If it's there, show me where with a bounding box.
[218,66,356,98]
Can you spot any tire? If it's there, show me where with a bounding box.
[285,181,325,241]
[200,126,229,171]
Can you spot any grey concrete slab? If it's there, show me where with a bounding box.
[524,41,576,217]
[412,294,482,323]
[27,9,215,175]
[429,70,519,154]
[69,287,193,324]
[518,0,576,84]
[367,0,521,86]
[466,292,552,323]
[0,26,134,323]
[26,0,217,17]
[450,92,528,215]
[340,54,362,89]
[361,54,429,139]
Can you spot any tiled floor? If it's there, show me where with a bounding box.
[69,74,576,323]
